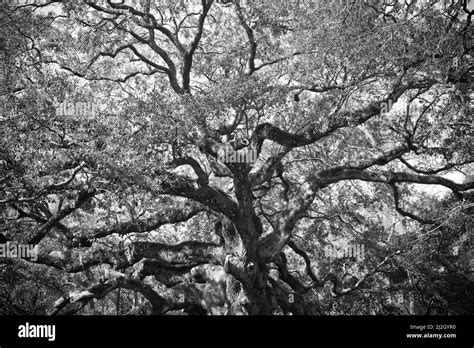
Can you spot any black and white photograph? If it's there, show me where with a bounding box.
[0,0,473,345]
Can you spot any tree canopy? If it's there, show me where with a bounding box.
[0,0,473,315]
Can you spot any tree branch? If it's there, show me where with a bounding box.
[50,275,168,315]
[71,202,205,247]
[27,188,96,245]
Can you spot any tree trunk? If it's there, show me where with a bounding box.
[244,264,272,315]
[223,215,273,314]
[116,287,121,315]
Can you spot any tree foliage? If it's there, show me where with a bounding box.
[0,0,473,315]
